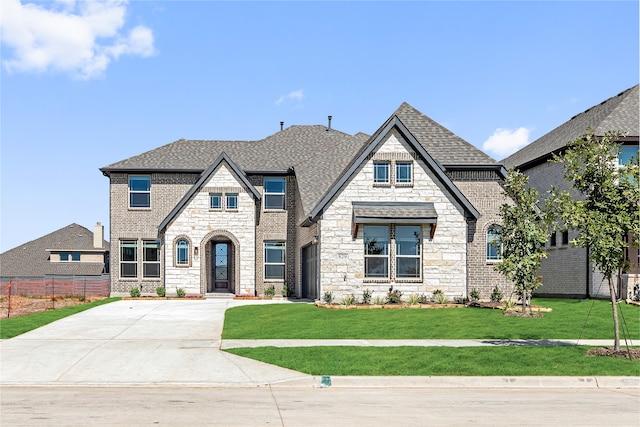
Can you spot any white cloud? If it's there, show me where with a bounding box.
[275,89,304,106]
[482,127,531,158]
[0,0,155,79]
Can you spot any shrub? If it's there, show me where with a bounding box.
[156,286,166,297]
[372,296,385,305]
[322,291,334,304]
[432,290,448,304]
[264,285,275,297]
[282,285,290,298]
[407,294,420,305]
[361,288,373,305]
[129,287,141,298]
[469,288,480,302]
[490,285,503,303]
[386,289,403,304]
[176,288,186,298]
[416,293,429,304]
[501,298,517,310]
[341,294,357,306]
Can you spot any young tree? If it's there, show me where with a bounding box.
[548,130,640,351]
[495,169,549,315]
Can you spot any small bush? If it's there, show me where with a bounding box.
[282,285,290,298]
[490,285,503,303]
[322,291,333,304]
[469,288,480,302]
[432,290,448,304]
[156,286,166,297]
[264,285,275,297]
[129,287,141,298]
[176,288,186,298]
[341,294,357,306]
[361,288,373,305]
[386,289,403,304]
[407,294,420,305]
[417,293,429,304]
[372,296,385,305]
[501,298,517,310]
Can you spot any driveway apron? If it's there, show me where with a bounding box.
[0,299,312,387]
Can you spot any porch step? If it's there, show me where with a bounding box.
[205,293,235,299]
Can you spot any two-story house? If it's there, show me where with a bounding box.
[101,103,512,300]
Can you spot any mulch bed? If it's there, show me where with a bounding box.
[587,347,640,360]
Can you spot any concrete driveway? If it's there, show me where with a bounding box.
[0,299,313,387]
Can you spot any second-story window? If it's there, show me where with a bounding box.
[210,193,222,210]
[264,178,285,210]
[226,193,238,210]
[395,162,413,184]
[373,162,390,184]
[129,176,151,208]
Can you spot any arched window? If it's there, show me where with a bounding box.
[486,225,502,261]
[176,239,190,266]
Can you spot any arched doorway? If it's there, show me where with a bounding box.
[201,230,240,294]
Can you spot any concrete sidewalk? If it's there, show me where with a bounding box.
[1,299,637,389]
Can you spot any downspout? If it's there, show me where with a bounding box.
[316,220,321,301]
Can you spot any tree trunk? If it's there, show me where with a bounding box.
[608,276,620,352]
[521,288,527,317]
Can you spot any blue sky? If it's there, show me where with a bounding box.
[1,1,638,252]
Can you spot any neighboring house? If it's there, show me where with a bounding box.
[0,223,110,296]
[503,85,639,299]
[100,103,512,300]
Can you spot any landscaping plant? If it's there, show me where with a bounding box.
[129,286,141,298]
[494,169,548,315]
[361,288,373,305]
[176,288,186,298]
[548,130,640,351]
[156,286,166,297]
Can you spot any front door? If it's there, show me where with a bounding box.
[211,242,231,293]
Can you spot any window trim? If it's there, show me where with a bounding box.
[129,175,151,209]
[264,241,286,280]
[373,161,390,185]
[486,224,502,262]
[226,193,239,210]
[209,193,222,210]
[120,239,138,278]
[395,161,413,185]
[263,178,286,210]
[175,237,191,267]
[143,239,161,278]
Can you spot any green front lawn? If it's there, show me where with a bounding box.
[0,297,121,339]
[225,346,640,376]
[223,298,640,340]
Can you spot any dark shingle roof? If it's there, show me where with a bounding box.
[503,85,639,169]
[0,224,108,277]
[101,126,370,217]
[392,102,498,165]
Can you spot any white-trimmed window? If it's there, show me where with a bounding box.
[120,240,138,278]
[210,193,222,210]
[364,225,389,278]
[373,162,390,184]
[264,178,285,210]
[143,240,160,278]
[176,239,190,266]
[395,162,413,184]
[264,241,285,280]
[486,225,502,261]
[395,225,421,278]
[129,176,151,208]
[226,193,238,210]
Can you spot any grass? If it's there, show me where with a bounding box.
[0,297,121,339]
[222,298,640,340]
[224,346,640,376]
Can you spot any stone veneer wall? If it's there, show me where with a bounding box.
[109,172,199,294]
[163,164,256,296]
[452,178,514,301]
[319,129,468,301]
